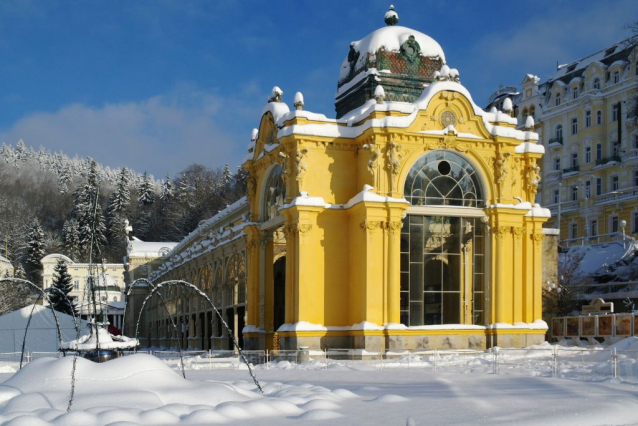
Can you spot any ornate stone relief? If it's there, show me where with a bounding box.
[526,162,541,195]
[494,152,510,199]
[386,142,403,192]
[360,220,382,234]
[295,148,308,188]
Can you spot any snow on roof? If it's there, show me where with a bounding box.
[565,241,634,275]
[339,25,446,82]
[262,101,290,127]
[41,253,75,264]
[279,80,537,143]
[548,39,631,82]
[0,255,11,264]
[127,238,178,257]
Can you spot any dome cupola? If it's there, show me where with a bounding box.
[336,6,446,118]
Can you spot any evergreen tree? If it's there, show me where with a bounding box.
[73,159,107,260]
[24,220,46,285]
[160,173,173,204]
[110,167,131,213]
[137,172,155,206]
[222,163,233,192]
[62,219,81,261]
[48,258,75,316]
[14,263,26,279]
[58,166,72,194]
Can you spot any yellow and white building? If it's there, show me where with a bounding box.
[491,40,638,244]
[132,7,556,352]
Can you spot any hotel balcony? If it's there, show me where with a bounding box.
[562,165,580,177]
[594,155,621,167]
[548,137,563,147]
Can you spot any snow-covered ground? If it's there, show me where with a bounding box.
[0,340,637,425]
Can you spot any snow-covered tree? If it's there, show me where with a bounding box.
[160,173,173,204]
[62,219,81,261]
[73,160,107,260]
[110,167,131,214]
[24,220,46,285]
[14,263,26,279]
[48,258,75,316]
[58,166,72,194]
[222,163,233,192]
[137,172,155,206]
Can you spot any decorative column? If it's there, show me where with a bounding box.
[243,225,261,328]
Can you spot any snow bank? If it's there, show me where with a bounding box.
[0,354,361,425]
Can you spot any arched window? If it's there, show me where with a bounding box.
[403,151,484,208]
[593,78,600,90]
[555,92,561,106]
[226,253,246,305]
[401,151,486,326]
[262,165,286,221]
[529,105,535,118]
[213,266,222,308]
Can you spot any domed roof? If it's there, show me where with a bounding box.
[338,25,446,82]
[335,6,447,118]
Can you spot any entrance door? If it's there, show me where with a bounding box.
[273,256,286,332]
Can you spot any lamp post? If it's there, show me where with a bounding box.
[557,180,562,242]
[620,220,627,249]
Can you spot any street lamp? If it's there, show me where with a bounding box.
[620,220,627,248]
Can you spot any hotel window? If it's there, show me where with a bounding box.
[593,78,600,90]
[613,142,620,156]
[556,125,563,141]
[554,157,561,171]
[612,104,620,122]
[571,186,578,201]
[590,219,598,237]
[634,170,638,187]
[585,146,591,163]
[611,175,619,191]
[555,92,561,106]
[553,189,559,204]
[613,70,620,84]
[572,86,578,99]
[634,212,638,233]
[597,110,602,125]
[571,152,578,167]
[571,117,578,135]
[596,143,602,160]
[596,177,603,196]
[570,223,578,239]
[611,216,619,234]
[584,181,591,198]
[585,110,591,127]
[633,135,638,150]
[74,280,79,289]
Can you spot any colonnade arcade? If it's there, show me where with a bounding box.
[144,248,248,350]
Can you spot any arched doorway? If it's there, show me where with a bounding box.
[401,150,487,326]
[273,256,286,332]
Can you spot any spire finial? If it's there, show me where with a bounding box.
[384,5,399,26]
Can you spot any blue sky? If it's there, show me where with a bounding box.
[0,0,635,178]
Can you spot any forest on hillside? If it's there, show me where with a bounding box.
[0,140,246,284]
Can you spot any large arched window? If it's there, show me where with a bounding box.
[401,151,486,327]
[404,151,484,207]
[262,164,286,221]
[226,253,246,305]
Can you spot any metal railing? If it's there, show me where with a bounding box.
[1,347,638,383]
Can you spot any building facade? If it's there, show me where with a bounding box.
[41,254,126,328]
[491,40,638,244]
[0,255,13,278]
[131,8,555,352]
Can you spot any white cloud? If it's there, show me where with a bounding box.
[459,0,636,104]
[0,86,250,178]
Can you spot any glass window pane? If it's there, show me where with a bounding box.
[442,293,461,324]
[410,263,423,300]
[410,302,423,326]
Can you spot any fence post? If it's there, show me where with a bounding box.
[552,346,557,378]
[611,348,618,379]
[493,348,498,375]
